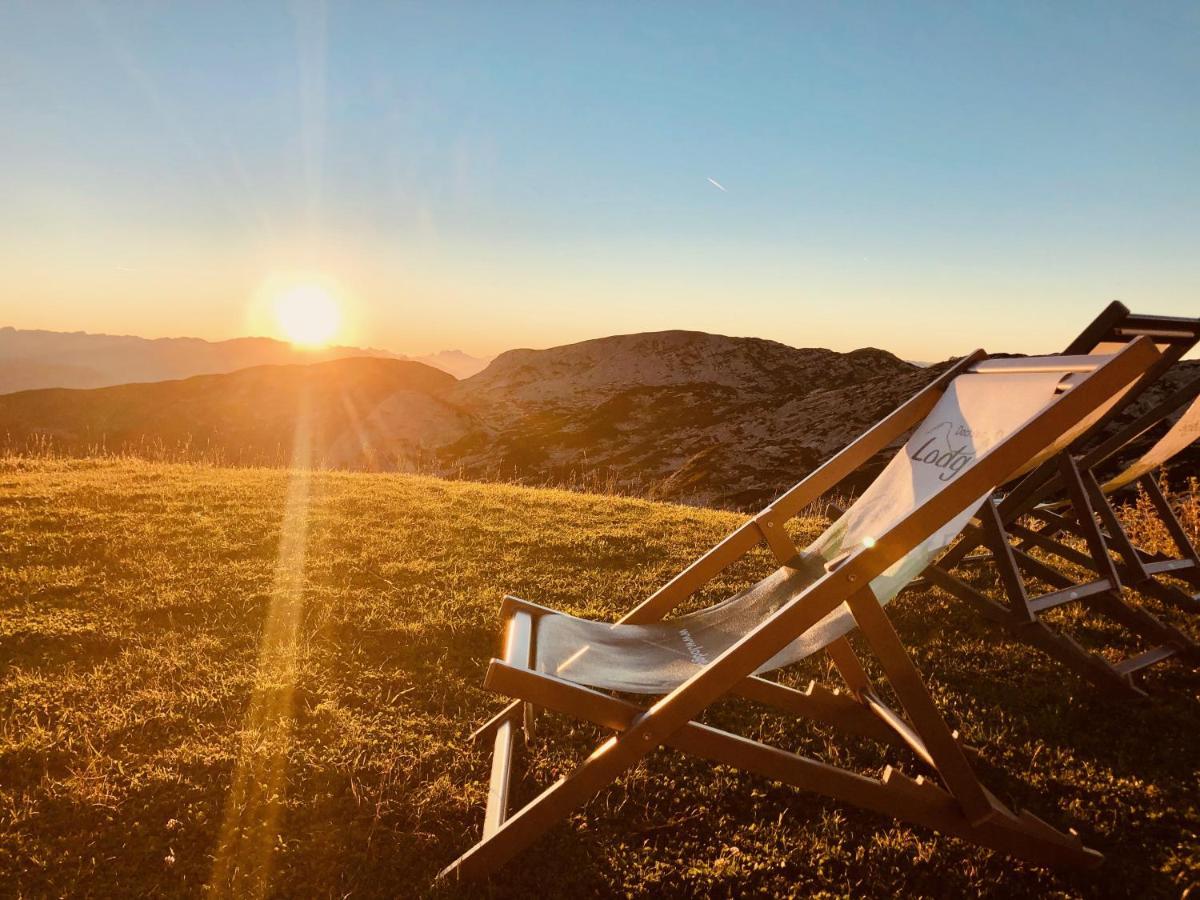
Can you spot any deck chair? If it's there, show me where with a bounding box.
[928,377,1200,697]
[1018,375,1200,612]
[440,338,1160,880]
[921,306,1200,697]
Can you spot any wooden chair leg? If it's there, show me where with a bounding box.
[825,635,873,697]
[481,612,533,839]
[1142,474,1200,567]
[979,499,1036,622]
[844,588,995,825]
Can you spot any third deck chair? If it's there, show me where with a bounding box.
[920,307,1200,696]
[440,338,1159,881]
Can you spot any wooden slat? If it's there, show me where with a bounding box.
[845,587,993,824]
[731,676,900,747]
[921,565,1014,625]
[1062,301,1129,354]
[1007,547,1077,589]
[471,701,522,744]
[1082,467,1148,580]
[1017,617,1144,698]
[1027,580,1114,614]
[968,355,1106,374]
[1142,559,1198,577]
[1113,645,1178,676]
[1057,454,1123,590]
[1006,522,1097,571]
[861,691,936,770]
[824,635,873,696]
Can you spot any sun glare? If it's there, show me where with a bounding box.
[272,283,342,348]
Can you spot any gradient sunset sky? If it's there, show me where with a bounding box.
[1,2,1196,360]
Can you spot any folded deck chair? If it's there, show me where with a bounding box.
[440,339,1160,880]
[920,306,1200,697]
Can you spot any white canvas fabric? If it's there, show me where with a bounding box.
[533,369,1081,694]
[1099,394,1200,494]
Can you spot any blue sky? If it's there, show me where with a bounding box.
[0,1,1196,358]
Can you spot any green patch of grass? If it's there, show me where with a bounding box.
[0,458,1197,897]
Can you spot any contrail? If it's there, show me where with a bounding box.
[707,177,727,192]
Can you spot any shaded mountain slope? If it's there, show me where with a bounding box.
[446,331,925,506]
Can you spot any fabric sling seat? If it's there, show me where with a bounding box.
[533,367,1116,695]
[440,337,1160,881]
[919,305,1200,697]
[1094,381,1200,497]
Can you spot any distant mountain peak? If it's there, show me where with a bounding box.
[461,330,917,424]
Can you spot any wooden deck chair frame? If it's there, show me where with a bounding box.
[920,306,1200,697]
[440,338,1160,881]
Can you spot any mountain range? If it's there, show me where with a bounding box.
[0,327,491,393]
[1,328,1195,510]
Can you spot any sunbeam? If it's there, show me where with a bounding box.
[209,390,313,898]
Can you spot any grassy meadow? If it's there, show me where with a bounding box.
[1,457,1198,898]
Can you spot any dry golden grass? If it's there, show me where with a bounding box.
[0,458,1197,898]
[1121,476,1200,557]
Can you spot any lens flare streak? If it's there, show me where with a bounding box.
[210,394,313,898]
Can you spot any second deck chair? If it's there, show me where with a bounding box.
[440,338,1159,881]
[926,377,1200,698]
[921,306,1200,696]
[1019,375,1200,613]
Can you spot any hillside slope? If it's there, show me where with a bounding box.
[1,459,1197,897]
[0,358,473,469]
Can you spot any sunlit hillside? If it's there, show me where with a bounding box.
[1,458,1197,897]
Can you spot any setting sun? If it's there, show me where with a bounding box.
[272,283,342,347]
